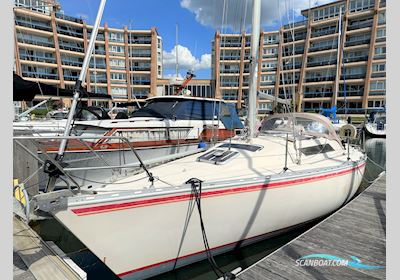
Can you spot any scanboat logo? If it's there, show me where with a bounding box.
[295,254,384,269]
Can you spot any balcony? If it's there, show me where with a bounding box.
[305,75,335,82]
[22,71,58,79]
[220,69,240,74]
[347,20,373,31]
[371,72,386,78]
[132,80,151,85]
[15,19,52,32]
[63,75,79,81]
[261,67,277,72]
[307,60,337,67]
[343,55,368,63]
[90,76,107,84]
[19,54,56,64]
[374,54,386,60]
[341,73,366,79]
[284,34,306,43]
[129,39,152,44]
[375,37,386,43]
[221,42,242,47]
[110,80,127,85]
[338,90,363,97]
[130,52,151,57]
[309,43,337,52]
[304,91,333,98]
[280,78,299,85]
[56,26,83,37]
[345,38,370,47]
[89,63,106,69]
[17,36,54,48]
[380,0,386,8]
[283,20,307,30]
[220,55,240,61]
[131,67,151,71]
[59,42,84,53]
[311,28,337,38]
[369,91,386,96]
[55,13,83,24]
[94,49,106,55]
[61,59,83,67]
[220,82,239,87]
[282,62,302,70]
[88,33,105,41]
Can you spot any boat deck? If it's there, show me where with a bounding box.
[237,172,386,280]
[98,136,359,192]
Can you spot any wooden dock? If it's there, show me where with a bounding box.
[13,215,86,280]
[237,172,386,280]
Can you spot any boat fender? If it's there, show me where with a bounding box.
[198,141,207,149]
[339,124,357,140]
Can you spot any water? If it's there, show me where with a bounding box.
[31,136,386,280]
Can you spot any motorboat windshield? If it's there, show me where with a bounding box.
[260,113,342,144]
[130,97,244,130]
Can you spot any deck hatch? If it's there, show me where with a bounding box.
[197,149,239,165]
[218,143,263,152]
[299,144,334,156]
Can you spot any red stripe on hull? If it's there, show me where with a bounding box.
[116,218,320,277]
[71,162,366,216]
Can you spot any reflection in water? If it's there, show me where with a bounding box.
[31,137,386,280]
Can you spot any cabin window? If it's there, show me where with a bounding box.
[299,144,334,156]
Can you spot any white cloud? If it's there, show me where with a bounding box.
[163,45,211,72]
[180,0,336,32]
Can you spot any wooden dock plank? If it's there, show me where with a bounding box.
[13,215,84,280]
[238,172,386,280]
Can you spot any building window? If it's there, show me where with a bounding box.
[111,87,127,95]
[378,10,386,25]
[370,80,385,90]
[372,63,385,73]
[374,46,386,55]
[313,3,345,21]
[109,58,125,68]
[263,48,277,55]
[110,73,126,80]
[108,32,124,42]
[377,28,386,38]
[109,45,125,54]
[349,0,375,13]
[264,34,278,44]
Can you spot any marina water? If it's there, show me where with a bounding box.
[31,136,386,280]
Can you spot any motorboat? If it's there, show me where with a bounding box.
[28,113,366,279]
[15,96,243,188]
[364,111,386,138]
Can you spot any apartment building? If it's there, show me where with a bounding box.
[213,0,386,115]
[157,78,214,98]
[13,0,163,107]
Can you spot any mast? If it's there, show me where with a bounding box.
[175,23,179,77]
[56,0,107,160]
[248,0,261,138]
[333,6,343,108]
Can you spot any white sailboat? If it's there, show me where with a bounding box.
[22,1,366,279]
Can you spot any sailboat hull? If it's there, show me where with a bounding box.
[53,161,365,280]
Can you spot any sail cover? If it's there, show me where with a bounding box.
[13,73,111,101]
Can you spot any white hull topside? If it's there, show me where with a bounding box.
[51,134,366,280]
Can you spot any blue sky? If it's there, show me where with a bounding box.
[58,0,334,79]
